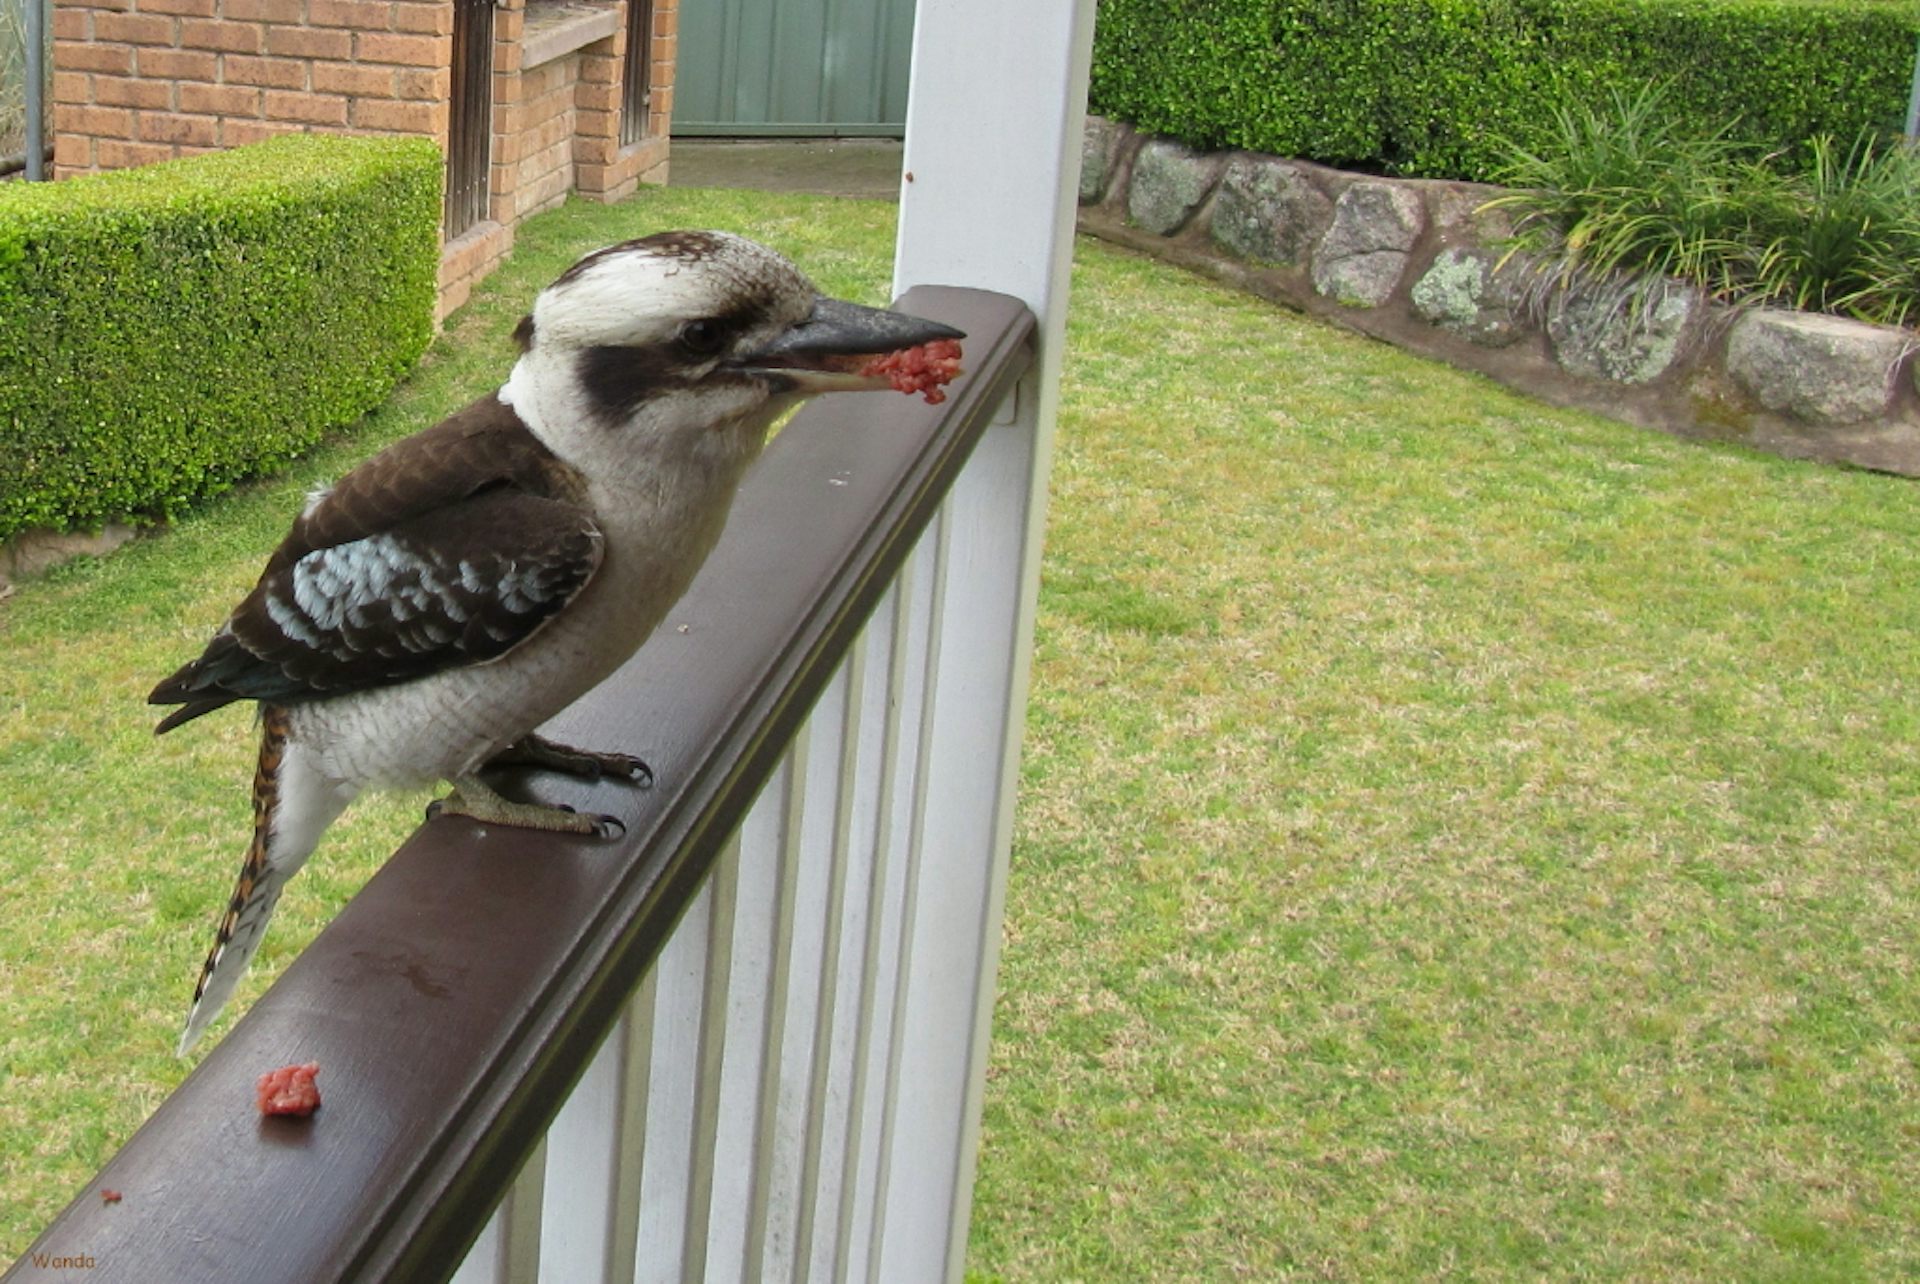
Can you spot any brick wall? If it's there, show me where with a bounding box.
[52,0,454,174]
[438,0,673,314]
[52,0,678,312]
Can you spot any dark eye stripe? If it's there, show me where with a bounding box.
[577,345,696,423]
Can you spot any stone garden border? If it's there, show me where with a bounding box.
[1079,116,1920,477]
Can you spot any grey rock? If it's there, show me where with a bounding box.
[1081,115,1124,205]
[1410,247,1526,347]
[1312,181,1426,307]
[1427,183,1512,243]
[1209,156,1332,266]
[2,522,137,584]
[1313,251,1414,309]
[1125,139,1221,235]
[1726,310,1911,425]
[1548,280,1697,384]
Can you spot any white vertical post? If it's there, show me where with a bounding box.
[885,3,1098,1280]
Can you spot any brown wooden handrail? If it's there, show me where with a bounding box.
[6,285,1035,1284]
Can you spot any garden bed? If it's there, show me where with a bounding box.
[1081,116,1920,476]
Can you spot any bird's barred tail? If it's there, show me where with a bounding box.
[176,705,299,1056]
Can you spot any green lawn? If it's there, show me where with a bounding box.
[3,188,1918,1280]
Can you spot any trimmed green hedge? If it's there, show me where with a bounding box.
[0,133,440,543]
[1091,0,1920,180]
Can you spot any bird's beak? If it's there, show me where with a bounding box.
[734,297,966,394]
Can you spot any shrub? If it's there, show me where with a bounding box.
[1488,83,1920,328]
[0,133,441,543]
[1089,0,1920,182]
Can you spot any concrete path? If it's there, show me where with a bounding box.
[667,138,905,201]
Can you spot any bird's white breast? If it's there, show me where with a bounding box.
[288,398,777,793]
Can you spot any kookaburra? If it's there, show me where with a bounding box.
[151,230,964,1054]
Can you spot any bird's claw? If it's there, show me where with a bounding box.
[485,736,653,789]
[569,751,652,787]
[613,756,654,789]
[429,779,624,840]
[551,803,624,838]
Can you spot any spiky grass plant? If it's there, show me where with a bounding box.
[1488,83,1753,295]
[1742,132,1920,327]
[1489,83,1920,329]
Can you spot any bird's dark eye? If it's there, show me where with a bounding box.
[677,319,728,357]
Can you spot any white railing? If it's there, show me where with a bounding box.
[450,484,1000,1282]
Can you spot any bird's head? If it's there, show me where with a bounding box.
[502,230,964,466]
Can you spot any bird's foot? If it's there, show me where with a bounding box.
[484,734,654,789]
[428,775,625,839]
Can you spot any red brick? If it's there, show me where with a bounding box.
[97,138,175,168]
[443,222,508,281]
[312,60,395,97]
[392,66,448,100]
[577,55,617,84]
[492,131,527,165]
[308,0,390,28]
[53,72,92,105]
[574,81,618,113]
[573,134,616,165]
[515,181,565,220]
[264,89,348,124]
[57,103,135,137]
[220,118,297,146]
[576,107,615,138]
[139,112,219,145]
[438,276,472,318]
[538,61,579,95]
[54,134,96,171]
[351,96,442,132]
[223,0,305,19]
[94,75,174,108]
[223,55,306,88]
[63,0,131,11]
[138,0,217,16]
[267,26,350,58]
[134,45,215,77]
[180,18,263,51]
[56,39,132,75]
[389,1,449,34]
[354,30,443,66]
[92,11,175,43]
[179,81,261,114]
[515,144,562,185]
[53,9,92,38]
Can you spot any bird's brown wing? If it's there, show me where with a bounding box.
[151,397,602,732]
